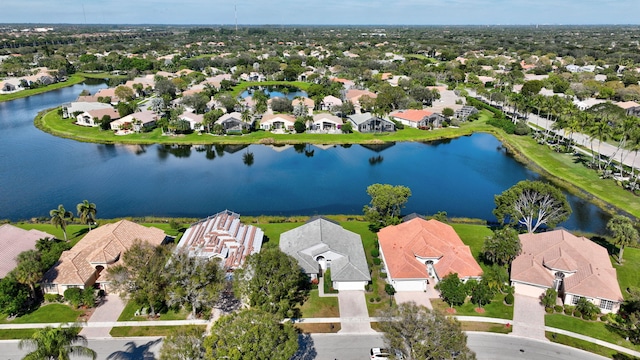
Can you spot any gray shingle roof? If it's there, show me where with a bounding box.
[279,218,370,282]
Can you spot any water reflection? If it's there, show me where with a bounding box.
[360,142,396,153]
[368,155,384,165]
[157,144,192,158]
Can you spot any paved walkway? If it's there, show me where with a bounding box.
[79,294,126,338]
[336,291,374,334]
[317,277,338,298]
[511,294,547,341]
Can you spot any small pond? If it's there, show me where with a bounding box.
[240,85,308,100]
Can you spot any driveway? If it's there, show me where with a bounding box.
[511,294,547,341]
[80,294,126,339]
[337,291,374,334]
[394,291,432,309]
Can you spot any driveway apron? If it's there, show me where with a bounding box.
[511,294,547,341]
[337,290,374,334]
[80,294,126,339]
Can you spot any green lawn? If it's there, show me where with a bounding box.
[118,300,189,321]
[503,133,640,219]
[298,289,339,318]
[450,223,493,271]
[547,332,620,358]
[431,297,513,319]
[0,75,86,103]
[0,329,37,339]
[76,72,128,80]
[36,108,496,146]
[15,223,88,245]
[110,325,206,337]
[0,304,83,324]
[546,314,640,352]
[614,247,640,299]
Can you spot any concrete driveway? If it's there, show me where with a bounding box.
[394,291,433,309]
[337,291,374,334]
[80,294,126,339]
[511,294,547,341]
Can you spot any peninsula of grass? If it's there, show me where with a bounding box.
[35,107,495,146]
[0,75,86,103]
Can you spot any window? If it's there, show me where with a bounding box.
[571,295,582,305]
[600,299,614,311]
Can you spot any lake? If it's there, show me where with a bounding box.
[0,82,610,233]
[240,86,308,100]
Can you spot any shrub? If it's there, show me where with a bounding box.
[44,293,62,303]
[564,305,575,315]
[373,258,381,266]
[545,307,554,313]
[504,293,514,305]
[487,116,516,134]
[380,273,387,278]
[369,297,375,303]
[514,120,531,135]
[370,249,380,258]
[63,288,83,308]
[375,297,381,302]
[573,310,582,318]
[554,305,564,313]
[82,289,96,308]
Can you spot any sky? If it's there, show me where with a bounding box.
[1,0,638,26]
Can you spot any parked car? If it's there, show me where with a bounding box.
[370,347,404,359]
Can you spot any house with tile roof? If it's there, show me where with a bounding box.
[0,224,54,278]
[511,229,623,313]
[320,95,343,111]
[259,114,296,131]
[41,220,167,295]
[378,218,482,292]
[311,113,343,132]
[176,210,264,270]
[280,217,371,291]
[216,112,251,133]
[75,107,121,127]
[389,109,433,128]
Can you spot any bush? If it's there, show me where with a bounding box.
[44,294,62,303]
[564,305,575,315]
[514,120,531,135]
[369,297,375,303]
[504,293,514,305]
[487,116,516,134]
[573,310,582,318]
[370,249,380,258]
[82,288,96,308]
[554,305,564,313]
[545,307,554,313]
[375,297,381,302]
[63,288,83,308]
[380,273,387,278]
[373,258,381,265]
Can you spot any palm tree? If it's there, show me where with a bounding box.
[49,205,73,241]
[607,215,639,263]
[19,324,97,360]
[76,200,97,231]
[587,117,613,171]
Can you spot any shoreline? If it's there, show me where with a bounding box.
[31,108,640,223]
[0,75,86,103]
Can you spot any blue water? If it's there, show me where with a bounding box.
[0,83,611,233]
[240,88,308,100]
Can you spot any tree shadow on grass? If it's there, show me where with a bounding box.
[106,338,162,360]
[71,227,89,239]
[590,236,618,256]
[291,333,317,360]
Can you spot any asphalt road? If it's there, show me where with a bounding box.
[467,333,609,360]
[0,332,610,360]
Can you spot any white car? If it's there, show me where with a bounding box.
[370,348,391,359]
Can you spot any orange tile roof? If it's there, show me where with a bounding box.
[390,109,433,123]
[42,220,166,289]
[511,230,623,302]
[378,218,483,280]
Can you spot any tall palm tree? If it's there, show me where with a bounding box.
[19,324,97,360]
[587,117,613,171]
[49,205,73,241]
[76,200,97,231]
[607,215,639,263]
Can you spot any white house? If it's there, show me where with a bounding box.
[259,114,296,131]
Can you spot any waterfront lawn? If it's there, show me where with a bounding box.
[76,72,128,80]
[37,108,496,146]
[298,289,339,318]
[0,75,85,103]
[0,304,82,324]
[614,247,640,299]
[15,223,88,245]
[505,133,640,219]
[450,223,493,270]
[546,314,640,352]
[431,297,513,319]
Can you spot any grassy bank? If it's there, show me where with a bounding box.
[546,314,640,352]
[0,75,85,103]
[35,108,494,146]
